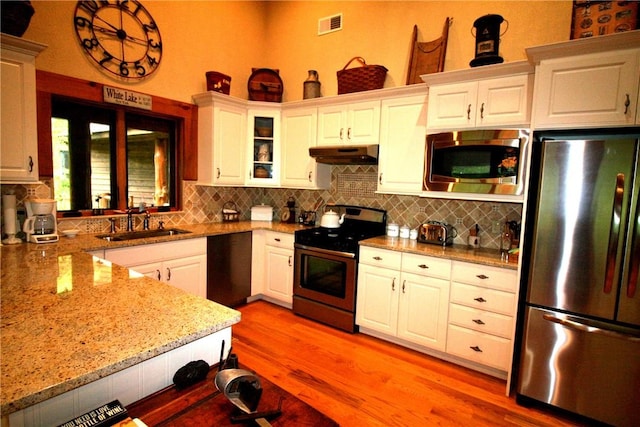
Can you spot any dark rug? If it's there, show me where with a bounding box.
[126,365,339,426]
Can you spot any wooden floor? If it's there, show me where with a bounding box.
[232,301,589,427]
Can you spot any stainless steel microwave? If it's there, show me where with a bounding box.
[423,129,529,195]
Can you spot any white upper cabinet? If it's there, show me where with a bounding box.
[0,34,46,183]
[280,106,330,189]
[378,90,427,195]
[317,100,380,146]
[423,62,534,131]
[246,107,281,187]
[527,32,640,129]
[193,92,247,186]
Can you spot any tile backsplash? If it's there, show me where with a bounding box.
[1,165,521,249]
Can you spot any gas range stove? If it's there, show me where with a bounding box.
[294,205,387,255]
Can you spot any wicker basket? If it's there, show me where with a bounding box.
[222,201,240,222]
[337,57,388,94]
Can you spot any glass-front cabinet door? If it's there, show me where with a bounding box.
[247,108,280,186]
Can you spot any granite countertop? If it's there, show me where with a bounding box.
[0,220,513,415]
[360,236,518,270]
[0,221,303,416]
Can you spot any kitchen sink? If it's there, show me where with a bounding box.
[96,228,192,241]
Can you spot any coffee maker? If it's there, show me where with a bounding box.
[23,199,59,243]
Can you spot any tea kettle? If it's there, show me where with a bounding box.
[320,208,345,228]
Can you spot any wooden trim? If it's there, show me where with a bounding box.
[35,70,198,181]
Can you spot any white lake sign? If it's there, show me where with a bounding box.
[103,86,152,110]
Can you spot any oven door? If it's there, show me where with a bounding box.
[293,244,357,312]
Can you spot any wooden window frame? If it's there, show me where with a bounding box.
[36,70,198,216]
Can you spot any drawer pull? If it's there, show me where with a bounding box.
[470,345,483,353]
[472,319,485,325]
[476,274,489,280]
[373,256,383,261]
[474,297,487,303]
[418,264,429,269]
[274,238,281,242]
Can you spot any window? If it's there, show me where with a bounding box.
[51,98,176,212]
[36,71,198,216]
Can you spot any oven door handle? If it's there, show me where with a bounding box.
[294,243,356,259]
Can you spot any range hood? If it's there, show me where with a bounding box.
[309,145,378,165]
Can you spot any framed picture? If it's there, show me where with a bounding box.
[571,1,638,39]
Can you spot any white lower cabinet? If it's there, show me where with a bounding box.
[254,231,294,307]
[104,238,207,298]
[356,247,450,352]
[357,246,519,382]
[446,261,517,372]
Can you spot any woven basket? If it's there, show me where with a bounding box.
[222,201,240,222]
[337,57,388,94]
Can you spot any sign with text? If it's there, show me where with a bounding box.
[103,86,152,110]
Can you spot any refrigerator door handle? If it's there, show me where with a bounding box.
[542,313,640,342]
[604,173,625,294]
[627,193,640,298]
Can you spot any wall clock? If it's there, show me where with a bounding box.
[73,0,162,80]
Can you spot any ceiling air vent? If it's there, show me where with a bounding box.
[318,13,342,35]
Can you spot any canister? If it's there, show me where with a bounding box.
[387,223,399,237]
[399,225,410,239]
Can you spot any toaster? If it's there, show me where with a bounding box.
[418,221,456,246]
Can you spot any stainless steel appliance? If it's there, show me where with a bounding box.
[417,221,456,246]
[207,231,252,307]
[293,205,386,332]
[309,145,378,165]
[516,129,640,427]
[423,129,529,195]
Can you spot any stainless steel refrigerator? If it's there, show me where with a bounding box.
[516,129,640,427]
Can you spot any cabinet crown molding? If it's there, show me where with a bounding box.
[526,30,640,64]
[420,61,533,87]
[1,33,47,56]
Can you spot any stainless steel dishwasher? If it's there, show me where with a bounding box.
[207,231,252,307]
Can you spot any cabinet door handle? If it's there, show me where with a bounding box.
[217,168,221,179]
[402,280,406,293]
[373,256,382,261]
[156,270,161,281]
[347,127,352,140]
[470,345,483,353]
[379,173,383,184]
[472,319,485,325]
[480,102,485,119]
[467,104,472,120]
[392,278,396,291]
[288,256,292,267]
[28,156,34,172]
[624,93,630,115]
[308,171,312,182]
[166,268,171,281]
[339,128,344,140]
[476,274,489,280]
[418,264,429,269]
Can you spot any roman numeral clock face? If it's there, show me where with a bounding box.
[74,0,162,80]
